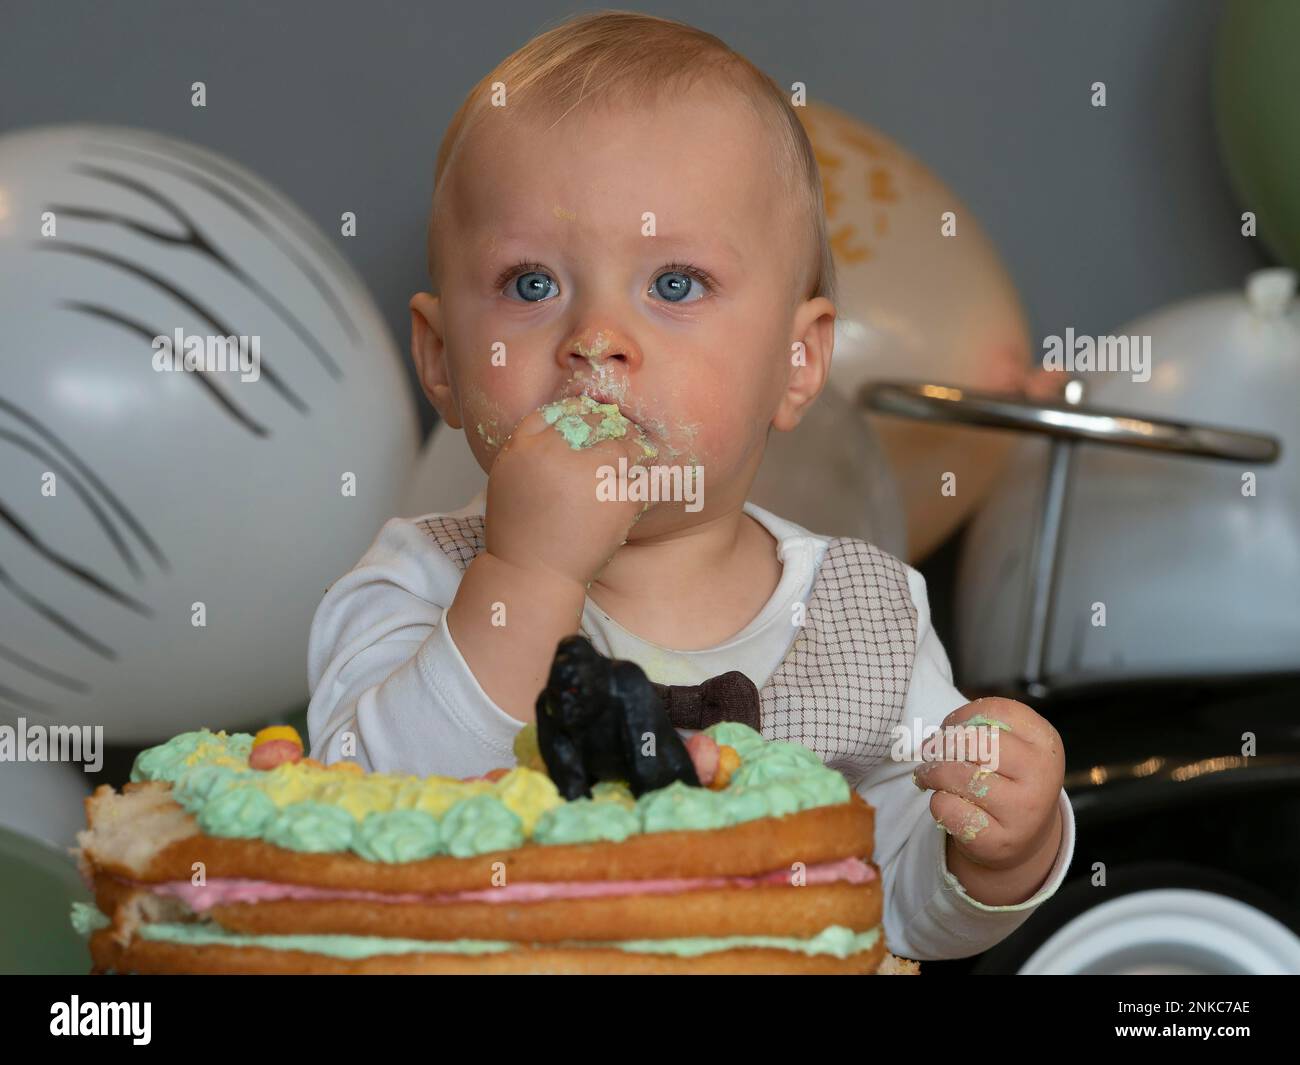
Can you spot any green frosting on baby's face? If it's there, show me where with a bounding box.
[539,394,658,457]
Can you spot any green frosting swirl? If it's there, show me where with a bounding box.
[534,798,641,844]
[440,795,524,857]
[729,741,824,786]
[720,769,848,822]
[754,778,815,818]
[197,786,278,838]
[714,785,771,824]
[638,781,729,832]
[172,764,246,814]
[352,810,443,863]
[129,735,194,782]
[131,729,253,783]
[723,739,850,814]
[785,766,850,806]
[132,733,200,781]
[704,721,766,760]
[263,801,356,852]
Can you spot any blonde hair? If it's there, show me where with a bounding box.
[427,9,836,305]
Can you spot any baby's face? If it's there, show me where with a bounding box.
[424,89,827,516]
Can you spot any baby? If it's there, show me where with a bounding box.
[307,10,1073,961]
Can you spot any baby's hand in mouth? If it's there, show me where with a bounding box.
[539,394,659,460]
[483,398,659,588]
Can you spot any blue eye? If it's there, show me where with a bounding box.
[651,263,713,304]
[496,261,715,304]
[653,272,693,302]
[510,270,557,302]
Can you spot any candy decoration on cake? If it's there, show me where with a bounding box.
[248,725,305,770]
[684,734,741,790]
[535,635,700,800]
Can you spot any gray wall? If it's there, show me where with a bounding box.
[1,0,1268,436]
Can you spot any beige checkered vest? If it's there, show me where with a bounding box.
[417,513,918,788]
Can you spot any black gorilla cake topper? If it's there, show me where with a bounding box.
[536,635,700,800]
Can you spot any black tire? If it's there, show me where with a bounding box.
[971,860,1300,975]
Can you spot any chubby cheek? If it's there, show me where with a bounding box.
[453,363,543,467]
[645,370,770,479]
[442,302,556,462]
[666,321,788,472]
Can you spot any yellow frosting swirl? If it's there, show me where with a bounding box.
[492,767,563,834]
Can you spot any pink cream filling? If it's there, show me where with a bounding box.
[132,857,875,913]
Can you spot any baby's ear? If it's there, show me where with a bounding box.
[772,296,835,432]
[409,292,461,428]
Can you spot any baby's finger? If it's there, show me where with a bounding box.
[913,758,1004,805]
[505,406,555,440]
[919,720,1028,777]
[591,421,660,467]
[946,697,1058,752]
[929,789,1005,846]
[922,727,1041,782]
[916,757,1050,839]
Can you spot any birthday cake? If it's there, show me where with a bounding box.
[71,637,918,974]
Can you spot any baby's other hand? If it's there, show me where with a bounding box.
[912,697,1064,877]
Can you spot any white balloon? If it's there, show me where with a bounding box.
[0,760,91,849]
[957,269,1300,689]
[749,386,906,555]
[403,385,906,557]
[401,421,488,519]
[798,102,1032,560]
[0,125,419,743]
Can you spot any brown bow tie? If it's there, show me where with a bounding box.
[651,671,762,733]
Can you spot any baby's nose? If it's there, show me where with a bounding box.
[564,330,634,371]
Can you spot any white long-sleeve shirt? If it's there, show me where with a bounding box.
[306,493,1076,961]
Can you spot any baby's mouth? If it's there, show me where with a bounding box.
[560,379,634,422]
[546,383,662,458]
